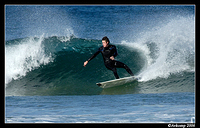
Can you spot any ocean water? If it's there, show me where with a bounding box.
[5,5,195,123]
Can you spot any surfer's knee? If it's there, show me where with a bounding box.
[112,68,117,73]
[124,64,128,69]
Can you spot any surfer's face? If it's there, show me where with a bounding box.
[102,40,109,47]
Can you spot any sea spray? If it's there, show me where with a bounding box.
[122,15,195,81]
[5,5,74,41]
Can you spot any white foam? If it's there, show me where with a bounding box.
[191,117,195,123]
[5,35,53,86]
[122,15,195,82]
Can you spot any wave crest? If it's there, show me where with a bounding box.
[122,15,195,82]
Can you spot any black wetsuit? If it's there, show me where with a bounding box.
[87,44,134,79]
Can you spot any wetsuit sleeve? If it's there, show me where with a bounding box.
[113,45,118,57]
[87,48,101,62]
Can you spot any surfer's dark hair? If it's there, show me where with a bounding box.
[102,36,110,44]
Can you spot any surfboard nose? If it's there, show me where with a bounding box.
[96,83,102,87]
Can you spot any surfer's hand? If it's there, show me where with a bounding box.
[110,56,115,60]
[84,61,88,67]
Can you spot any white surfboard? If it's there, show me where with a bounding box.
[96,76,138,88]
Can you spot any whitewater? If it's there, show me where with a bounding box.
[5,5,195,123]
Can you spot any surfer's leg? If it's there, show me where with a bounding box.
[112,68,120,79]
[114,61,134,76]
[105,63,120,79]
[124,64,134,76]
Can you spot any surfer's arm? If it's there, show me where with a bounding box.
[83,48,101,67]
[109,45,118,60]
[87,50,101,62]
[112,45,118,58]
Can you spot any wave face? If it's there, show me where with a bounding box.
[5,5,195,96]
[5,36,144,95]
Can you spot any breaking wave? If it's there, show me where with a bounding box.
[5,14,195,96]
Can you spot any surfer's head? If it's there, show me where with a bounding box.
[102,36,110,47]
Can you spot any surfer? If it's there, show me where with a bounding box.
[83,36,134,79]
